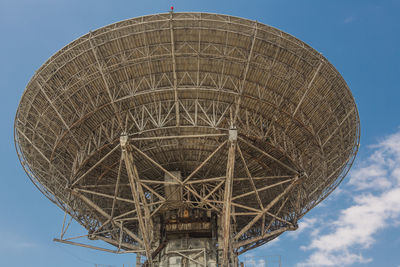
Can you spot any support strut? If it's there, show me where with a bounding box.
[222,128,237,266]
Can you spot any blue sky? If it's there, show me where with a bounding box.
[1,0,400,266]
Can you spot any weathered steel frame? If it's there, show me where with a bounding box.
[14,11,360,265]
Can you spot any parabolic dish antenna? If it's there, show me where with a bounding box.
[15,12,359,266]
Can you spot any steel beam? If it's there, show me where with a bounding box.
[71,144,120,187]
[69,189,143,245]
[169,12,180,126]
[88,33,123,129]
[234,176,299,240]
[222,128,237,266]
[233,22,257,125]
[130,142,220,212]
[293,62,323,117]
[237,144,263,209]
[130,133,227,141]
[238,136,299,174]
[120,135,153,266]
[234,227,289,249]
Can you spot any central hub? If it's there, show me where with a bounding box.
[146,171,219,266]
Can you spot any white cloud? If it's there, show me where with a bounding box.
[243,258,266,267]
[348,163,390,190]
[288,218,318,239]
[297,130,400,267]
[243,252,277,267]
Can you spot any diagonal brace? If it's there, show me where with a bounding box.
[234,176,300,240]
[222,128,237,266]
[120,135,153,265]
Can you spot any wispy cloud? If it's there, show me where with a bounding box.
[242,257,266,267]
[243,252,276,267]
[297,130,400,266]
[288,218,318,239]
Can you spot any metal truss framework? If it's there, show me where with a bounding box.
[15,12,360,265]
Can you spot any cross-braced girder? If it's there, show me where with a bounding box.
[15,12,360,265]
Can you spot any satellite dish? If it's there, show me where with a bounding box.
[14,12,359,266]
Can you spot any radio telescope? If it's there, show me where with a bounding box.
[14,12,359,266]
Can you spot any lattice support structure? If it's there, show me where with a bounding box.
[15,12,360,266]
